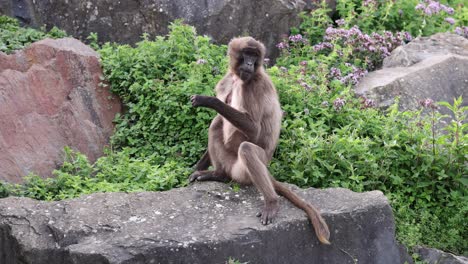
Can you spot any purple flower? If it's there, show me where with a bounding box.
[313,42,333,51]
[427,1,441,13]
[300,82,312,91]
[313,44,322,51]
[424,7,433,15]
[279,66,288,73]
[454,26,468,38]
[330,67,342,78]
[362,97,375,108]
[300,60,308,66]
[321,101,329,107]
[196,59,207,65]
[349,26,362,36]
[379,46,390,57]
[325,27,336,36]
[417,1,455,16]
[363,0,376,7]
[336,19,345,26]
[445,17,455,25]
[333,98,346,111]
[403,32,413,42]
[276,42,289,50]
[264,58,270,65]
[441,4,454,14]
[289,34,303,42]
[415,3,425,10]
[420,98,436,109]
[341,66,368,86]
[325,42,334,49]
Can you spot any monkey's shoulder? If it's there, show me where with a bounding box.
[215,73,237,100]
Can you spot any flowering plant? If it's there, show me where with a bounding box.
[269,0,467,256]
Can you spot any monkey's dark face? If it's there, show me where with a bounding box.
[238,49,259,82]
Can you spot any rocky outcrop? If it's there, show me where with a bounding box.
[415,246,468,264]
[0,0,329,59]
[0,182,410,264]
[356,33,468,113]
[0,38,121,183]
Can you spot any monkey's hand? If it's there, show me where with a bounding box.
[191,95,216,108]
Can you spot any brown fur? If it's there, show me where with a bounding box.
[190,37,330,244]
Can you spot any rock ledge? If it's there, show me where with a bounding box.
[0,182,408,264]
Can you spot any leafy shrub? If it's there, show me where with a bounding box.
[0,15,67,53]
[269,0,467,254]
[5,147,190,201]
[98,20,227,164]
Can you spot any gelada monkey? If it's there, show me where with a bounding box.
[189,37,330,244]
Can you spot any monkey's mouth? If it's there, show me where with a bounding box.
[239,70,253,81]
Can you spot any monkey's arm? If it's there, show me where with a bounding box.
[191,95,259,140]
[194,150,211,171]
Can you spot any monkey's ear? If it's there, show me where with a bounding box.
[256,41,266,61]
[228,38,243,59]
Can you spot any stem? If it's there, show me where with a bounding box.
[431,108,436,157]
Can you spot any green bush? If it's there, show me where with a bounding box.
[98,21,227,164]
[3,147,190,201]
[0,15,66,53]
[270,1,467,254]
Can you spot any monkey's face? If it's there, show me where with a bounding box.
[238,49,259,82]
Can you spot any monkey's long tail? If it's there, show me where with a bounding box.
[273,180,330,245]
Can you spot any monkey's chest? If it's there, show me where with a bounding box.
[222,91,246,146]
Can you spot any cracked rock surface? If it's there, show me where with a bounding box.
[0,0,326,59]
[0,182,409,263]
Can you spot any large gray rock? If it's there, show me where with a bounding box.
[383,33,468,68]
[356,33,468,113]
[0,182,409,264]
[414,246,468,264]
[0,38,121,183]
[0,0,327,59]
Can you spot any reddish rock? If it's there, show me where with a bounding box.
[0,38,121,183]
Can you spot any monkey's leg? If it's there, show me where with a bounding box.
[189,170,230,183]
[233,142,279,225]
[193,150,211,171]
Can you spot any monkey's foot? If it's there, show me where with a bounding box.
[189,171,230,183]
[188,171,202,183]
[256,199,279,225]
